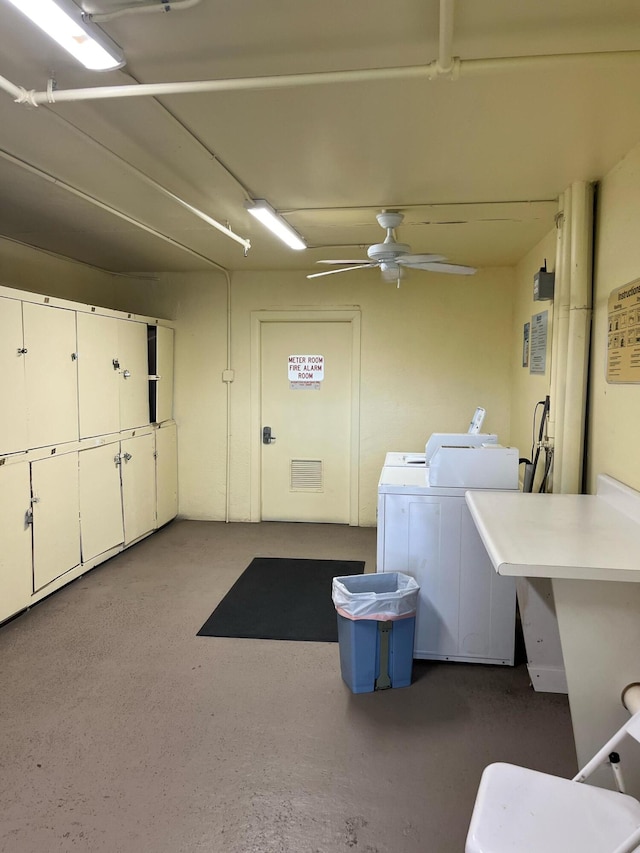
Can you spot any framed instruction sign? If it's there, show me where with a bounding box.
[529,311,548,375]
[607,280,640,383]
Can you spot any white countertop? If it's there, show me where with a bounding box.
[465,476,640,582]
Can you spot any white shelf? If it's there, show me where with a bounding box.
[465,475,640,583]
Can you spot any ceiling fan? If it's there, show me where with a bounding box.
[307,211,476,285]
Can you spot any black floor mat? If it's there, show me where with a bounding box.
[197,557,365,642]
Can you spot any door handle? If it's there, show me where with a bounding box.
[263,426,276,445]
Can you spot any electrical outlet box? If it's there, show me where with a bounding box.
[534,268,555,301]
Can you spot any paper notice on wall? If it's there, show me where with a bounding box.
[288,354,324,389]
[529,311,548,375]
[607,280,640,383]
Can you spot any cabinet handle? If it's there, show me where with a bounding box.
[31,495,40,504]
[25,508,33,526]
[114,454,122,466]
[17,347,27,355]
[122,369,131,379]
[71,352,78,361]
[123,452,132,462]
[112,358,120,370]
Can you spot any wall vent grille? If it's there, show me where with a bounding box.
[290,459,323,492]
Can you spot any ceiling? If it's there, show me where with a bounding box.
[1,0,640,276]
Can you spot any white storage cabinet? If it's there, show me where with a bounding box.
[0,285,177,626]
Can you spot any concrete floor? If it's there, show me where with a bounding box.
[0,520,576,853]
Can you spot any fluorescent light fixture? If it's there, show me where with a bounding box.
[5,0,125,71]
[246,199,306,251]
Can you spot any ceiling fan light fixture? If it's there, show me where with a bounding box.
[380,262,403,283]
[5,0,125,70]
[246,199,306,251]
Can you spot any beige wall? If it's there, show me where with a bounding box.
[0,239,517,526]
[0,238,122,305]
[223,268,515,524]
[509,229,557,483]
[588,141,640,493]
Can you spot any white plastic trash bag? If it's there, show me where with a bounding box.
[332,572,420,621]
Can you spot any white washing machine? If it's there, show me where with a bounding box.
[384,451,426,467]
[377,444,519,665]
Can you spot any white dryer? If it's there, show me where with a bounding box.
[377,445,519,666]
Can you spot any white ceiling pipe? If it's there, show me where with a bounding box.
[437,0,456,75]
[461,50,640,76]
[0,73,25,101]
[0,147,230,269]
[87,0,202,23]
[7,48,638,107]
[21,64,444,106]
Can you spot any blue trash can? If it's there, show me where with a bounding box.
[332,573,419,694]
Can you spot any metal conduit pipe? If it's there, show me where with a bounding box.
[0,74,24,101]
[548,188,572,493]
[87,0,202,23]
[560,180,593,494]
[438,0,456,75]
[60,115,250,251]
[547,192,565,484]
[225,269,233,523]
[4,49,638,107]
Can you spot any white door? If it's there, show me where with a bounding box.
[121,432,156,545]
[260,321,353,523]
[31,452,81,591]
[0,296,28,455]
[0,461,33,622]
[77,313,121,439]
[23,303,79,449]
[118,321,150,431]
[79,441,124,562]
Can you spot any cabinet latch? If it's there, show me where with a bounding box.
[25,507,33,526]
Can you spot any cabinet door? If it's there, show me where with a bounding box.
[118,321,150,431]
[0,462,32,622]
[0,297,28,455]
[23,303,79,449]
[156,422,177,527]
[77,313,120,439]
[121,433,156,545]
[156,326,174,424]
[32,452,81,591]
[79,442,124,562]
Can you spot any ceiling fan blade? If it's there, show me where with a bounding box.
[306,264,375,279]
[315,259,371,265]
[411,262,477,275]
[397,253,446,265]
